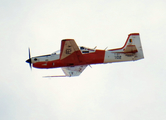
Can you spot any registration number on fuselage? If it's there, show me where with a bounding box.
[114,53,121,59]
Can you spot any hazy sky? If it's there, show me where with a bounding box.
[0,0,166,120]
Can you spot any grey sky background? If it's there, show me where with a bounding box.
[0,0,166,120]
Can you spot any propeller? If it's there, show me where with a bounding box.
[26,48,32,69]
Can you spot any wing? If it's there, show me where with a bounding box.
[43,75,67,78]
[60,39,82,58]
[62,65,87,77]
[59,39,84,65]
[43,65,87,78]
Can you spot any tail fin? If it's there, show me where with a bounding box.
[110,33,144,60]
[126,33,144,60]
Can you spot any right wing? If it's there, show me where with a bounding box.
[60,39,84,64]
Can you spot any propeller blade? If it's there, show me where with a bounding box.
[29,60,32,69]
[28,48,31,59]
[26,48,32,69]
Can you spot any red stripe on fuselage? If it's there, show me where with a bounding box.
[82,50,105,64]
[33,50,105,69]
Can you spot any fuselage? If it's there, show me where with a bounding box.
[30,47,138,69]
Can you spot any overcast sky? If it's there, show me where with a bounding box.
[0,0,166,120]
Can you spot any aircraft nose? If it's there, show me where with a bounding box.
[26,58,31,64]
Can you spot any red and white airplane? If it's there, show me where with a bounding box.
[26,33,144,77]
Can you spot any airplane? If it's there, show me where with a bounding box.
[26,33,144,77]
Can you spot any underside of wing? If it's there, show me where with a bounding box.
[62,65,87,77]
[43,75,67,78]
[43,65,87,78]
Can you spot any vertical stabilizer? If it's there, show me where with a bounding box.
[126,33,144,60]
[109,33,144,61]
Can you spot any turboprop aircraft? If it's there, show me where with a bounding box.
[26,33,144,77]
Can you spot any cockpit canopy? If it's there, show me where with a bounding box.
[79,46,95,53]
[51,47,95,55]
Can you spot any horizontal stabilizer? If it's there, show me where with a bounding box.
[123,45,138,53]
[113,45,138,54]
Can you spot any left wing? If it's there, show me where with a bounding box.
[43,75,67,78]
[43,65,87,77]
[62,65,87,77]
